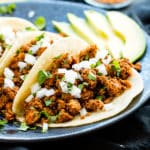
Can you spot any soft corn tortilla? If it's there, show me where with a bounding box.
[0,17,38,63]
[12,37,143,127]
[0,31,62,76]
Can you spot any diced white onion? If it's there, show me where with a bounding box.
[102,55,112,65]
[72,61,90,71]
[0,27,15,45]
[31,83,41,94]
[24,54,36,65]
[4,68,14,80]
[45,89,55,97]
[30,45,40,54]
[36,88,47,98]
[4,78,14,88]
[28,10,35,18]
[89,58,98,65]
[42,123,48,133]
[70,85,81,98]
[18,61,27,70]
[59,81,68,93]
[80,108,87,116]
[96,49,108,59]
[64,70,79,84]
[58,68,67,74]
[96,64,107,75]
[25,95,34,103]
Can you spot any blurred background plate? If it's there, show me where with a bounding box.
[84,0,134,9]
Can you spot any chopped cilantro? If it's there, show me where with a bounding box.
[90,63,96,68]
[78,82,88,90]
[28,50,33,55]
[90,60,101,69]
[6,3,16,14]
[45,99,52,107]
[35,33,45,41]
[25,27,36,31]
[67,82,73,91]
[34,16,46,30]
[96,95,103,101]
[18,122,29,131]
[0,119,7,126]
[5,44,12,49]
[96,60,101,66]
[22,74,27,81]
[16,49,21,54]
[50,115,58,123]
[0,34,4,41]
[0,3,16,15]
[53,54,62,59]
[78,84,84,90]
[84,55,89,60]
[97,72,103,76]
[38,70,51,85]
[111,60,121,77]
[88,72,96,80]
[40,111,50,119]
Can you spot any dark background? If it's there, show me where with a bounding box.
[1,0,150,149]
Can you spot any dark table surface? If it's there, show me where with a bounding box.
[1,0,150,150]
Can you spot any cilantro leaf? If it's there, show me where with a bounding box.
[38,70,51,85]
[18,122,29,131]
[0,119,7,126]
[34,16,46,30]
[45,99,52,107]
[88,72,96,80]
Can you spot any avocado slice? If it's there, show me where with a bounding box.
[106,11,146,62]
[52,20,80,38]
[67,13,106,49]
[84,10,124,59]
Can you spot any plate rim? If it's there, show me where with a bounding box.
[0,0,149,142]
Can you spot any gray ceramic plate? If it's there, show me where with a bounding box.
[0,1,149,142]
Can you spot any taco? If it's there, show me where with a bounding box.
[0,17,37,63]
[12,37,143,129]
[0,31,62,121]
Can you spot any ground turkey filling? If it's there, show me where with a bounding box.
[0,34,53,121]
[0,27,16,57]
[23,45,141,126]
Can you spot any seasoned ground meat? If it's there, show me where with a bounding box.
[56,109,73,123]
[43,77,55,88]
[81,88,94,100]
[85,99,103,111]
[28,98,44,111]
[0,95,7,109]
[98,76,124,97]
[36,47,47,56]
[49,53,70,71]
[57,99,66,110]
[119,58,132,79]
[132,62,141,72]
[67,99,81,115]
[4,102,15,121]
[25,109,40,125]
[81,69,97,89]
[3,87,18,100]
[79,45,97,61]
[103,97,113,104]
[61,93,73,101]
[0,77,4,86]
